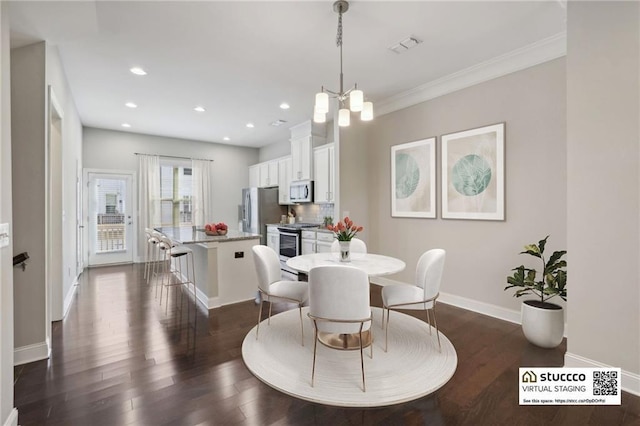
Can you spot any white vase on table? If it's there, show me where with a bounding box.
[339,241,351,262]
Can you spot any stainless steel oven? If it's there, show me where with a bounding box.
[278,227,301,280]
[277,223,318,280]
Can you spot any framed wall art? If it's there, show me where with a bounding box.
[441,123,505,220]
[391,137,436,218]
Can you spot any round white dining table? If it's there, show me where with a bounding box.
[286,252,406,277]
[286,252,405,351]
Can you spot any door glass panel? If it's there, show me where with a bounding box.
[92,178,127,253]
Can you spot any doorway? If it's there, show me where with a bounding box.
[86,172,134,266]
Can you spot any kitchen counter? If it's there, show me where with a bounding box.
[155,226,260,244]
[154,226,260,310]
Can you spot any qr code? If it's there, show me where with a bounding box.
[593,370,618,396]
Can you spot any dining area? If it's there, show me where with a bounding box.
[242,217,457,407]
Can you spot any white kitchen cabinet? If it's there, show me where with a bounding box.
[278,156,292,205]
[313,143,335,203]
[291,135,312,181]
[301,230,316,255]
[258,160,278,187]
[249,164,260,188]
[266,225,280,252]
[316,230,334,253]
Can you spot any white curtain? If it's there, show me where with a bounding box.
[192,159,213,227]
[138,155,160,259]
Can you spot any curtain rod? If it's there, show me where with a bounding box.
[134,152,214,162]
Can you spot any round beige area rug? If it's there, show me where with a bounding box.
[241,307,457,407]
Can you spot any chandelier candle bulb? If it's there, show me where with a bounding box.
[338,108,350,127]
[350,89,363,112]
[315,92,329,114]
[361,101,374,121]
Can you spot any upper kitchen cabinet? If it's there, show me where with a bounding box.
[259,160,279,187]
[314,143,335,203]
[278,156,292,205]
[289,120,326,182]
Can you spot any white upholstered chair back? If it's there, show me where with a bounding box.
[417,249,446,303]
[309,265,371,334]
[252,245,282,294]
[330,238,367,254]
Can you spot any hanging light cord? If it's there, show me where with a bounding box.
[337,7,344,102]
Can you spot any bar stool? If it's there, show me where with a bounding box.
[159,235,197,314]
[144,228,160,283]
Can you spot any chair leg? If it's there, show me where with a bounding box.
[432,305,441,352]
[298,304,304,347]
[268,301,273,325]
[311,322,318,387]
[256,295,263,340]
[425,308,432,335]
[381,307,385,329]
[359,324,366,392]
[385,308,391,352]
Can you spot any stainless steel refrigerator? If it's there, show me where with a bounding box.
[241,187,286,245]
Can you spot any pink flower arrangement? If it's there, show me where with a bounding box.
[327,216,364,241]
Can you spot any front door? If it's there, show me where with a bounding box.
[87,172,134,266]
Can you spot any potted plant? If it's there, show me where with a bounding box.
[505,236,567,348]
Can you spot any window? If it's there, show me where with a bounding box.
[159,160,193,226]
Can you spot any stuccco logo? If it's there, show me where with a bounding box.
[522,371,537,383]
[539,373,586,382]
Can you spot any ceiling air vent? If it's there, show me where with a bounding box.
[389,36,422,54]
[270,119,288,127]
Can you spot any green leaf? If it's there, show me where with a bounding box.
[538,236,550,254]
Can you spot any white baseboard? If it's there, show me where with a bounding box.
[372,276,521,323]
[14,339,50,366]
[370,278,569,336]
[565,352,640,396]
[2,408,18,426]
[62,275,80,319]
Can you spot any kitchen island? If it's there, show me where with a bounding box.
[156,227,261,309]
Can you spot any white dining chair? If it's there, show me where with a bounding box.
[381,249,446,352]
[252,245,309,345]
[308,265,372,392]
[330,237,367,254]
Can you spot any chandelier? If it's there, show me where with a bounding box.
[313,0,373,127]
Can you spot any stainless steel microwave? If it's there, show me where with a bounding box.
[289,180,313,203]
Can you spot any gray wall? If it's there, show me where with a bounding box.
[0,2,15,423]
[11,42,47,349]
[566,1,639,380]
[258,139,290,163]
[83,127,259,256]
[344,58,567,316]
[11,40,84,359]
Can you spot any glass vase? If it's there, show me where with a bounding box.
[339,240,351,262]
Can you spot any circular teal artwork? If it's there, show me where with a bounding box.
[395,153,420,199]
[451,154,492,196]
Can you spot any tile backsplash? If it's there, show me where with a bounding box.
[290,203,334,224]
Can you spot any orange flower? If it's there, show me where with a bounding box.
[329,216,363,241]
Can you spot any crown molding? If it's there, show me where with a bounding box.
[376,31,567,117]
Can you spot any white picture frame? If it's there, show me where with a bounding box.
[391,137,436,218]
[441,123,505,220]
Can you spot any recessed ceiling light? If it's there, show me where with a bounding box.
[246,123,255,128]
[121,123,131,128]
[130,67,147,76]
[125,102,137,108]
[223,137,230,141]
[280,103,290,110]
[194,106,205,112]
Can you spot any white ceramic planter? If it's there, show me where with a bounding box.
[521,300,564,348]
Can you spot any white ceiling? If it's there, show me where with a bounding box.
[8,1,566,148]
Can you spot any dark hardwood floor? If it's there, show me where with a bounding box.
[14,263,640,425]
